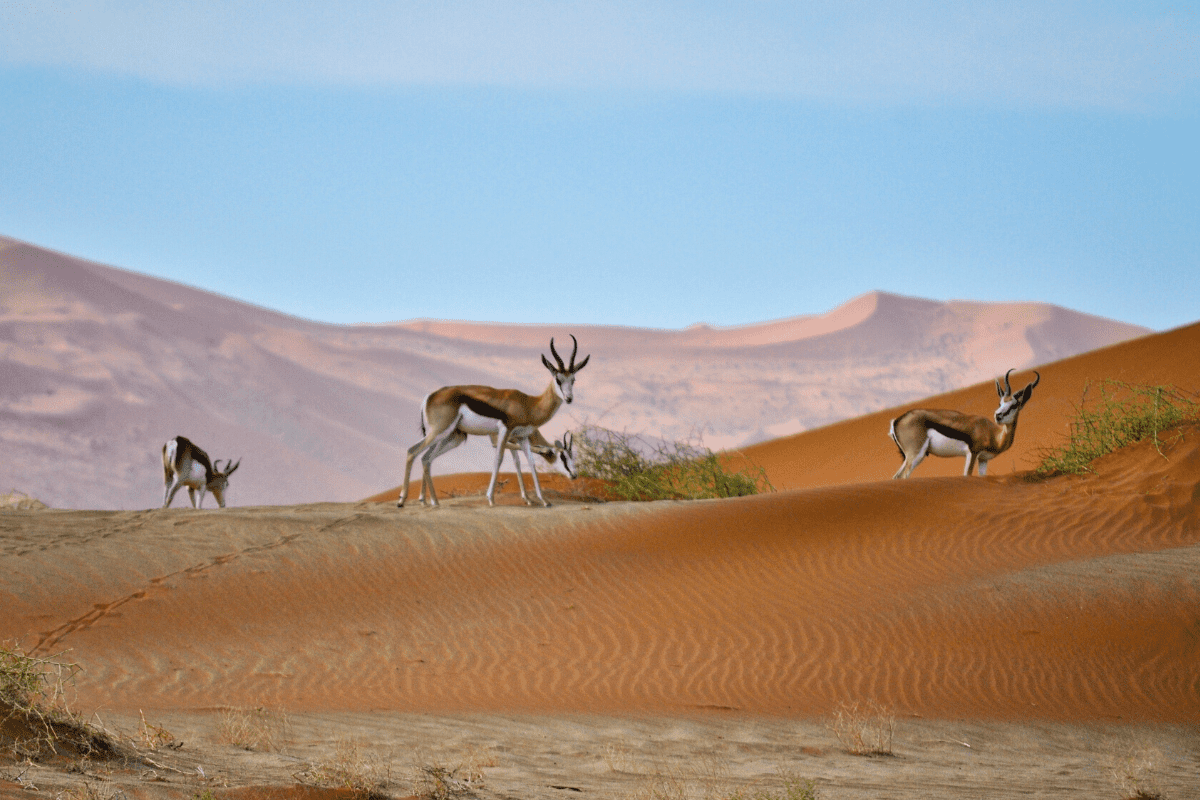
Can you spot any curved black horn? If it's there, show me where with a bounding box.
[568,334,579,370]
[1027,371,1041,391]
[1004,368,1014,396]
[548,338,567,371]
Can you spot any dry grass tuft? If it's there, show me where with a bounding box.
[216,706,289,752]
[54,781,122,800]
[411,762,484,799]
[295,737,394,798]
[1107,746,1167,800]
[827,700,896,757]
[1,642,121,760]
[725,774,820,800]
[136,709,179,752]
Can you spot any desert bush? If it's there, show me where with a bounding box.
[573,426,773,501]
[1035,381,1200,477]
[827,699,895,757]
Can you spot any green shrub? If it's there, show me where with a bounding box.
[573,426,773,501]
[1034,380,1200,477]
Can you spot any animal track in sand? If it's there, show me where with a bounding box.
[31,530,306,654]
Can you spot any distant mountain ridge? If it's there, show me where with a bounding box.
[1,234,1152,509]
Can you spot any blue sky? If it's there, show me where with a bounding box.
[1,2,1197,330]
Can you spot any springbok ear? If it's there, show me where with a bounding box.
[542,354,558,373]
[572,353,590,373]
[226,459,241,476]
[995,378,1005,398]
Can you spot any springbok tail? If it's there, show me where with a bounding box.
[888,417,905,459]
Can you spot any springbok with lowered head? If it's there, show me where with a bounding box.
[889,369,1040,479]
[417,429,578,506]
[162,436,240,508]
[399,335,590,508]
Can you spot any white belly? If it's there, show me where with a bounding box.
[456,406,503,436]
[187,462,208,485]
[927,430,971,459]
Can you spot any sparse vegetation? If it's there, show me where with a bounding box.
[217,705,289,751]
[1108,746,1167,800]
[295,737,394,798]
[1034,380,1200,477]
[1,642,117,759]
[56,781,122,800]
[827,699,896,757]
[412,762,483,800]
[726,775,820,800]
[574,425,773,501]
[136,709,178,751]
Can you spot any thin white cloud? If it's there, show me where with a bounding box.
[1,1,1196,110]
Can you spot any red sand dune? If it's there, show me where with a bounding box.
[741,319,1200,490]
[1,321,1199,726]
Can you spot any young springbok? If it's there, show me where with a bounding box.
[889,369,1040,479]
[398,335,590,508]
[162,436,241,508]
[417,429,578,506]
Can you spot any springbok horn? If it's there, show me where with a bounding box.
[549,338,567,372]
[212,459,222,473]
[568,334,579,371]
[1027,371,1041,391]
[227,459,241,475]
[1004,368,1014,396]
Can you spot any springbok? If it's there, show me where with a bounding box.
[398,335,590,508]
[417,429,578,506]
[162,436,240,508]
[889,369,1040,479]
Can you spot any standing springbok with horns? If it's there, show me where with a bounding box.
[398,335,590,508]
[889,369,1040,479]
[417,429,578,506]
[162,435,240,508]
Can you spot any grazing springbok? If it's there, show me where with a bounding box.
[162,436,241,508]
[399,335,590,508]
[889,369,1040,479]
[417,429,578,506]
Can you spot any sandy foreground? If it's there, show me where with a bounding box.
[4,423,1200,798]
[5,322,1200,798]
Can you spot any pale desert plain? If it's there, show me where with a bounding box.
[4,321,1200,799]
